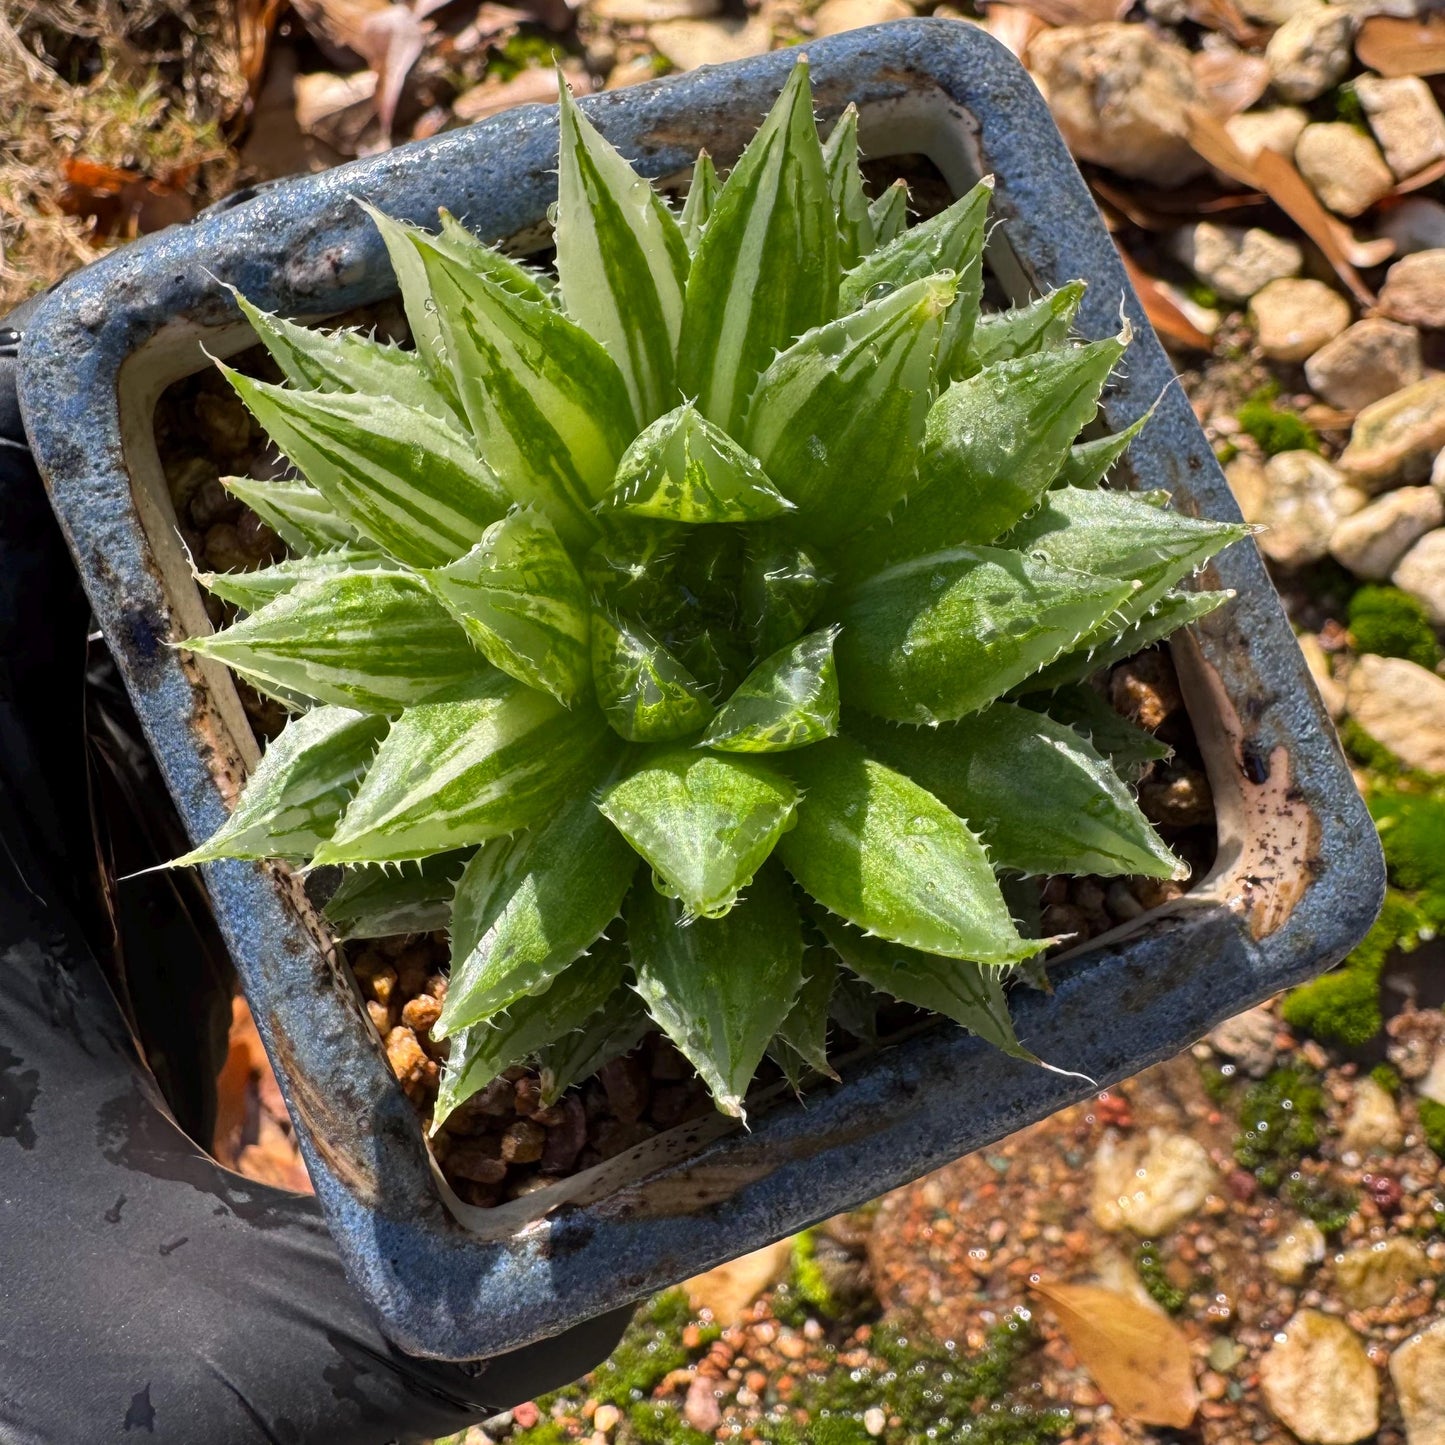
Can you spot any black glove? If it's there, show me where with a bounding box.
[0,304,628,1445]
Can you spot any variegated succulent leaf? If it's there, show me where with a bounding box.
[629,863,804,1119]
[180,60,1244,1122]
[438,788,637,1037]
[599,747,799,919]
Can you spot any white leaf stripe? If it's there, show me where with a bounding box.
[416,243,637,547]
[556,84,689,424]
[822,104,873,268]
[424,509,592,705]
[676,60,839,432]
[198,548,391,612]
[177,706,386,864]
[313,679,612,862]
[220,476,360,553]
[222,366,510,567]
[744,273,954,544]
[679,151,719,253]
[230,288,457,422]
[434,946,626,1130]
[187,572,494,714]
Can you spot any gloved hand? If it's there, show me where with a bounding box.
[0,302,628,1445]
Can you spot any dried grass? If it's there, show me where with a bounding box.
[0,0,244,310]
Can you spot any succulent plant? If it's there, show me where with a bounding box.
[182,61,1245,1127]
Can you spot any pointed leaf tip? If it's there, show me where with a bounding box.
[599,403,793,523]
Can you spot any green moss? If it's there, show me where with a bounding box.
[1200,1062,1234,1104]
[591,1290,714,1407]
[1348,586,1442,670]
[1420,1099,1445,1158]
[509,1422,572,1445]
[1187,280,1221,310]
[1331,82,1368,131]
[790,1229,841,1318]
[1284,1173,1358,1236]
[1282,890,1427,1047]
[1341,718,1410,779]
[754,1315,1069,1445]
[1237,396,1320,457]
[487,32,560,80]
[1371,1062,1401,1095]
[624,1403,716,1445]
[1371,788,1445,926]
[1235,1065,1324,1189]
[1134,1240,1188,1314]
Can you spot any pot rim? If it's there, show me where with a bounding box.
[18,17,1384,1360]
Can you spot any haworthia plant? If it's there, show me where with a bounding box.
[180,63,1242,1127]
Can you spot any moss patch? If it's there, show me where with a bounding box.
[1348,586,1442,670]
[1237,395,1320,457]
[1419,1099,1445,1159]
[1135,1240,1188,1314]
[1235,1065,1325,1189]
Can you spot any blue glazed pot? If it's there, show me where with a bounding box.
[19,19,1383,1361]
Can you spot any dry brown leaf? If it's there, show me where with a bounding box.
[685,1240,792,1326]
[1186,106,1381,304]
[1356,15,1445,76]
[1183,0,1266,47]
[1192,46,1270,118]
[1033,1281,1199,1428]
[1394,156,1445,195]
[294,68,379,151]
[453,66,583,122]
[1006,0,1128,26]
[234,0,289,120]
[979,4,1049,61]
[1116,245,1216,351]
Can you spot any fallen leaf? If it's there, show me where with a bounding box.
[1186,107,1381,304]
[1394,156,1445,195]
[1183,0,1266,47]
[295,68,379,150]
[685,1239,792,1325]
[981,3,1049,60]
[1033,1280,1199,1428]
[1091,174,1267,230]
[59,157,199,238]
[234,0,289,120]
[1116,245,1216,351]
[1008,0,1128,25]
[1192,47,1270,118]
[1356,14,1445,76]
[453,66,582,121]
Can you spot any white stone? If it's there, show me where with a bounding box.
[1249,277,1352,363]
[1172,222,1301,303]
[1226,453,1269,523]
[1339,376,1445,489]
[1297,630,1346,719]
[1379,250,1445,330]
[1347,653,1445,773]
[1340,1077,1406,1155]
[1266,6,1356,103]
[1259,1311,1379,1444]
[1377,198,1445,257]
[1304,318,1423,412]
[593,1404,621,1433]
[1091,1126,1217,1237]
[812,0,912,34]
[1419,1046,1445,1107]
[1208,1005,1279,1077]
[1334,1236,1425,1309]
[1255,450,1365,566]
[1295,122,1394,218]
[592,0,719,20]
[648,14,772,69]
[1329,487,1444,579]
[1264,1217,1326,1283]
[1225,106,1309,163]
[863,1407,887,1437]
[1028,24,1205,186]
[1356,74,1445,180]
[1236,0,1316,19]
[1393,529,1445,628]
[1391,1320,1445,1445]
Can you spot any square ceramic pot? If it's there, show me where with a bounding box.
[19,19,1384,1361]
